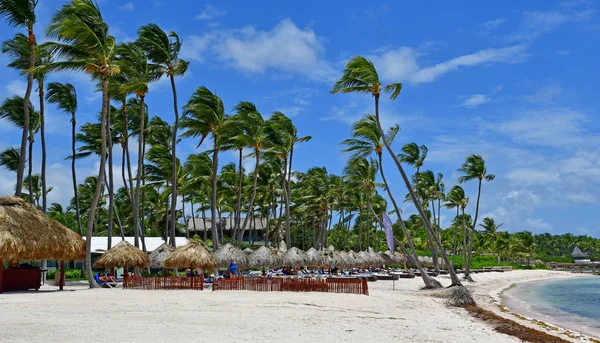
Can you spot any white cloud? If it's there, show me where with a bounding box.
[480,18,506,31]
[5,80,25,96]
[196,5,226,20]
[526,218,553,231]
[523,83,562,104]
[277,106,302,117]
[180,33,217,62]
[373,45,528,84]
[214,19,335,81]
[119,2,134,11]
[459,94,491,108]
[511,9,595,41]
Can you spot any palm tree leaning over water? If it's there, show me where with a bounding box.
[0,0,37,197]
[46,82,83,237]
[341,114,436,287]
[458,154,495,280]
[46,0,119,288]
[331,56,464,288]
[137,24,188,247]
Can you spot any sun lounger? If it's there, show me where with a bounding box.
[94,272,117,288]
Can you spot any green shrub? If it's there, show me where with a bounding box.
[46,269,82,280]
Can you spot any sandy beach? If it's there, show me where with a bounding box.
[0,270,594,343]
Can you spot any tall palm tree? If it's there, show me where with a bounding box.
[398,142,428,176]
[46,0,119,288]
[0,0,37,197]
[137,24,189,247]
[458,154,495,278]
[444,185,469,267]
[480,217,504,263]
[340,114,435,285]
[332,56,463,288]
[180,86,227,251]
[46,82,83,236]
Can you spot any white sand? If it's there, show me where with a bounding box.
[0,270,590,343]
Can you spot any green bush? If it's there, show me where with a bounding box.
[47,269,82,280]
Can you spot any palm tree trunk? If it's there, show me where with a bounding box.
[234,148,243,243]
[462,207,467,268]
[191,198,197,233]
[284,146,294,247]
[169,75,180,248]
[210,136,220,251]
[84,76,109,289]
[238,152,260,247]
[15,23,35,197]
[182,191,188,239]
[27,132,33,204]
[106,95,114,250]
[429,204,440,273]
[357,206,363,251]
[140,137,147,252]
[377,152,434,287]
[466,179,483,278]
[70,114,83,236]
[374,95,462,287]
[453,207,459,267]
[202,202,207,241]
[133,95,146,248]
[38,80,47,213]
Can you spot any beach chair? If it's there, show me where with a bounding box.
[94,272,116,288]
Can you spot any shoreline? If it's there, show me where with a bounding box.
[469,270,599,343]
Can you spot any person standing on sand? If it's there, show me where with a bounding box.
[229,259,237,279]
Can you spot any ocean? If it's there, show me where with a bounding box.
[502,276,600,339]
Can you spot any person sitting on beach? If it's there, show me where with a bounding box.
[105,272,118,282]
[229,260,237,279]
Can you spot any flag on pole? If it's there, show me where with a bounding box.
[382,213,394,254]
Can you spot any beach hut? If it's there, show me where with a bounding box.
[248,246,279,269]
[148,243,176,269]
[94,240,149,274]
[163,240,216,271]
[347,250,362,268]
[281,247,308,267]
[379,252,393,266]
[305,247,322,267]
[243,247,253,255]
[213,243,248,268]
[0,196,85,292]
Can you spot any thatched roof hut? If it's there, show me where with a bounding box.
[214,243,248,268]
[379,252,393,265]
[94,240,149,268]
[347,250,362,268]
[281,247,308,267]
[305,247,322,267]
[322,250,345,268]
[370,251,384,266]
[0,196,84,260]
[163,240,216,270]
[148,243,175,269]
[248,246,278,268]
[243,247,253,255]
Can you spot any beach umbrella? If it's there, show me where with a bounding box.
[281,247,308,267]
[379,252,393,266]
[305,247,323,267]
[347,250,361,268]
[213,243,248,268]
[94,240,149,269]
[358,251,372,266]
[370,251,384,266]
[248,246,279,268]
[243,247,253,255]
[163,239,216,270]
[148,243,176,269]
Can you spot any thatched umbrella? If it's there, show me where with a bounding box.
[379,252,393,266]
[358,251,371,266]
[94,240,149,269]
[322,250,345,268]
[214,243,248,268]
[163,239,216,270]
[370,251,384,266]
[243,247,253,255]
[305,247,322,267]
[347,250,362,268]
[0,196,84,260]
[248,246,278,268]
[281,247,308,267]
[148,243,175,269]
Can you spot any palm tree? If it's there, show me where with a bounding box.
[0,0,37,197]
[340,114,436,285]
[46,0,119,288]
[332,56,463,288]
[458,154,495,278]
[46,82,83,236]
[480,217,504,263]
[180,86,227,251]
[398,142,428,176]
[444,185,469,267]
[137,24,189,248]
[0,147,20,173]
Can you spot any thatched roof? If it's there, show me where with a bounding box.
[214,243,248,268]
[248,246,278,268]
[281,247,308,266]
[305,247,322,267]
[243,247,253,255]
[148,243,175,269]
[322,250,345,267]
[347,250,362,267]
[379,252,393,265]
[0,196,85,260]
[94,240,149,268]
[571,246,588,259]
[370,252,384,266]
[163,239,216,270]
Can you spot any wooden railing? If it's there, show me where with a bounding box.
[123,276,203,290]
[213,277,368,296]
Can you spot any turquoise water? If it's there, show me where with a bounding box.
[502,277,600,338]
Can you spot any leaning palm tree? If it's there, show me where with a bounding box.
[46,82,83,236]
[0,147,20,173]
[0,0,37,197]
[180,86,227,251]
[137,24,189,248]
[331,56,464,289]
[458,154,495,279]
[341,114,436,287]
[46,0,119,288]
[398,142,428,176]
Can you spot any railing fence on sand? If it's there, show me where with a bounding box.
[123,276,204,290]
[213,277,369,296]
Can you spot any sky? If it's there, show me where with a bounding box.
[0,0,599,237]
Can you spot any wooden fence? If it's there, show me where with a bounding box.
[123,276,204,290]
[213,277,368,296]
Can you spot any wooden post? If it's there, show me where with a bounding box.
[59,261,65,291]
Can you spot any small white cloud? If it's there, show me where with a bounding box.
[119,2,134,11]
[458,85,502,108]
[523,83,562,104]
[276,106,302,117]
[480,18,506,31]
[5,80,25,96]
[196,5,226,20]
[526,218,553,231]
[511,9,594,41]
[180,33,217,62]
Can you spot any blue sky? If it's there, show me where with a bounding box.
[0,0,599,237]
